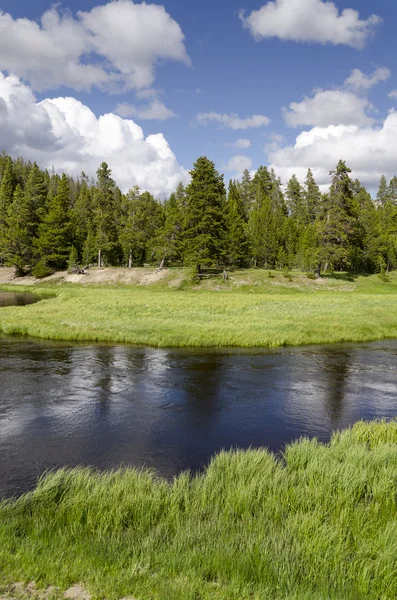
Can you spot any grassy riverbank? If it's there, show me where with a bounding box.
[1,269,397,347]
[1,421,397,599]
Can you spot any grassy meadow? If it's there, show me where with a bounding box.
[0,421,396,600]
[0,269,397,347]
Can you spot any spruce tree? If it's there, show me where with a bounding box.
[237,169,254,219]
[317,160,357,272]
[0,158,15,264]
[94,162,119,267]
[156,185,186,265]
[4,185,34,275]
[247,194,277,268]
[225,180,248,267]
[286,175,306,223]
[376,175,389,206]
[35,174,72,270]
[119,189,164,266]
[304,169,321,223]
[183,157,227,272]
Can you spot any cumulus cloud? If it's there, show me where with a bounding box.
[268,112,397,190]
[345,67,391,92]
[0,73,188,196]
[224,155,253,177]
[232,138,251,148]
[241,0,381,49]
[0,1,189,92]
[283,89,376,127]
[388,90,397,100]
[197,112,270,129]
[115,99,175,120]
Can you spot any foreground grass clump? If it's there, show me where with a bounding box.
[1,421,397,600]
[1,271,397,347]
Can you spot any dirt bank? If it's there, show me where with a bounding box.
[0,267,173,287]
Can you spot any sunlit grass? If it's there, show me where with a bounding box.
[1,421,396,599]
[0,270,397,347]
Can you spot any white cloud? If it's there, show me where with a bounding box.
[241,0,381,49]
[115,99,175,120]
[224,155,253,177]
[0,73,188,197]
[268,111,397,191]
[283,89,376,127]
[0,1,189,93]
[197,112,270,129]
[388,90,397,100]
[232,138,251,148]
[345,67,391,92]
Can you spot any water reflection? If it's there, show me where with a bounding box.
[1,337,397,497]
[0,291,41,307]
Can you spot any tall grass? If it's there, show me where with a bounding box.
[1,272,397,347]
[1,421,397,599]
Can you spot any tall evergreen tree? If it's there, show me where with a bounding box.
[304,169,321,223]
[0,158,15,264]
[317,160,357,272]
[183,157,227,272]
[94,162,119,267]
[225,180,248,267]
[35,174,72,270]
[4,185,34,275]
[237,169,254,219]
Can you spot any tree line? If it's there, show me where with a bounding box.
[0,152,396,278]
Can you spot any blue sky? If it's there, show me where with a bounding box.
[0,0,396,195]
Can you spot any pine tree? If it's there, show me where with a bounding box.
[94,162,119,267]
[376,175,389,206]
[304,169,321,223]
[156,185,186,265]
[247,194,277,267]
[119,189,164,267]
[225,180,248,267]
[35,174,72,270]
[317,160,357,272]
[4,185,34,275]
[286,175,306,223]
[237,169,254,219]
[183,157,227,272]
[388,176,397,205]
[0,158,15,264]
[24,162,48,237]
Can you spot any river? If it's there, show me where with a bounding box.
[1,292,397,498]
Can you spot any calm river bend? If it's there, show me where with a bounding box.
[1,292,397,498]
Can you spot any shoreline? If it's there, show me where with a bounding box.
[1,421,396,600]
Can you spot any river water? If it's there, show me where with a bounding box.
[1,292,397,498]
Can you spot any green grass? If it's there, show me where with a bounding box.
[1,421,397,599]
[1,270,397,347]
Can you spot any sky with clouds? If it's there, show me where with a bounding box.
[0,0,395,195]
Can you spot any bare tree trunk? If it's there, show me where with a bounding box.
[98,249,101,269]
[223,269,228,281]
[128,250,132,269]
[157,256,165,272]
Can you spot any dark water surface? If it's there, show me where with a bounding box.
[0,291,41,307]
[1,331,397,498]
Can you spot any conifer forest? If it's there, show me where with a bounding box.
[0,152,396,278]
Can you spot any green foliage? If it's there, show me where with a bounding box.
[67,246,80,273]
[225,180,248,267]
[184,157,227,270]
[35,174,72,270]
[31,258,53,278]
[0,152,396,280]
[1,421,397,600]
